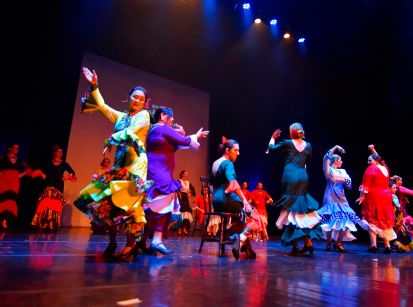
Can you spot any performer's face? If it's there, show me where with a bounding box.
[160,113,174,125]
[8,144,19,155]
[241,182,248,189]
[128,89,146,112]
[226,144,240,162]
[333,157,343,168]
[257,183,263,190]
[367,156,377,165]
[54,149,64,159]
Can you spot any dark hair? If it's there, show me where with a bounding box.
[100,157,111,167]
[152,107,174,124]
[329,154,341,165]
[390,175,402,182]
[179,170,187,179]
[370,154,384,165]
[218,139,239,156]
[128,86,148,103]
[52,145,63,154]
[200,185,210,195]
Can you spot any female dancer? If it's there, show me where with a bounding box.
[31,145,76,232]
[74,67,151,260]
[317,145,361,252]
[144,106,209,255]
[390,175,413,219]
[267,123,322,255]
[177,170,196,235]
[92,158,111,182]
[211,137,265,259]
[0,143,32,230]
[357,145,396,254]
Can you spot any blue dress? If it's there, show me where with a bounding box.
[268,140,322,245]
[317,151,360,241]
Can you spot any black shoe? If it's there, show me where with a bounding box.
[333,243,348,253]
[115,245,139,262]
[231,234,241,260]
[150,243,174,255]
[384,247,392,254]
[103,242,117,258]
[290,246,302,256]
[136,240,153,255]
[244,240,256,259]
[368,246,378,253]
[298,244,314,255]
[326,243,332,252]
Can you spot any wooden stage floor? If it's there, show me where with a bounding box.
[0,228,412,307]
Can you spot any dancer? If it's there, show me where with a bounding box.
[250,182,273,240]
[391,181,413,252]
[92,158,111,182]
[211,137,265,260]
[0,143,32,230]
[267,123,322,256]
[144,106,209,255]
[177,170,196,235]
[193,186,220,236]
[31,145,76,232]
[74,67,152,261]
[241,181,252,204]
[390,175,413,219]
[356,145,396,254]
[317,145,361,253]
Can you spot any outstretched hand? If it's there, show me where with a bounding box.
[356,195,365,205]
[368,144,375,151]
[196,128,209,139]
[272,129,281,139]
[82,67,98,87]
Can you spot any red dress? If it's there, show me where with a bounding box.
[360,163,394,230]
[251,190,272,216]
[193,194,212,224]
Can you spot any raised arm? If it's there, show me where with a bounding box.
[164,125,209,151]
[80,67,123,123]
[267,129,283,152]
[323,145,345,179]
[368,144,378,156]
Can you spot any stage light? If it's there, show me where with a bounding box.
[298,37,305,43]
[270,19,277,25]
[254,18,262,24]
[242,3,250,10]
[283,33,291,39]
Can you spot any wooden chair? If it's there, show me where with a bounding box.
[198,176,238,256]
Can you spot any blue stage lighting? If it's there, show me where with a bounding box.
[270,19,277,25]
[298,37,306,43]
[242,3,250,10]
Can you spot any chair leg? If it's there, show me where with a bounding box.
[219,216,225,256]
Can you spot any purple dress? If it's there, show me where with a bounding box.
[146,123,197,201]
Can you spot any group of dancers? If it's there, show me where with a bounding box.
[2,67,412,261]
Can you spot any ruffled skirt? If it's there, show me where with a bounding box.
[317,202,360,241]
[31,187,65,230]
[276,193,322,245]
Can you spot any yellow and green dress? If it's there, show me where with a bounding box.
[74,86,152,237]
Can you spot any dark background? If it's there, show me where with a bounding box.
[2,0,413,233]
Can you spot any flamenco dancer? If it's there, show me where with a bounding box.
[211,137,266,260]
[356,145,396,254]
[267,123,322,256]
[31,145,76,232]
[317,145,361,252]
[143,106,209,255]
[74,67,152,260]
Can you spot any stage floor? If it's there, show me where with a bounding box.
[0,227,412,307]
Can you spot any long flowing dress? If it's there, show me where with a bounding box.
[251,189,272,240]
[144,123,199,234]
[0,156,30,219]
[74,87,151,238]
[210,157,265,240]
[359,163,396,240]
[178,179,196,223]
[317,151,360,241]
[268,140,322,245]
[31,161,75,230]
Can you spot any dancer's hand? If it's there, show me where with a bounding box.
[272,129,281,139]
[335,145,345,154]
[196,128,209,139]
[356,195,365,205]
[173,124,186,136]
[82,67,98,87]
